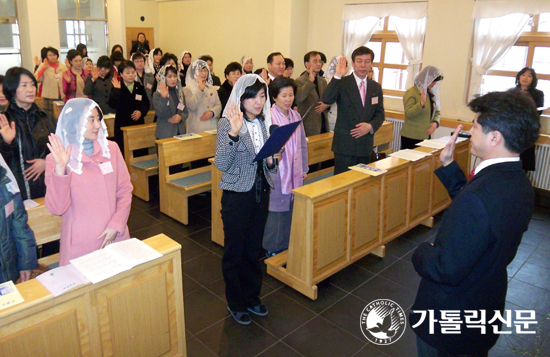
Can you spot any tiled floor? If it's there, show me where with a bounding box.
[129,190,550,357]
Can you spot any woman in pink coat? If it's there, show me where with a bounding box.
[45,98,133,266]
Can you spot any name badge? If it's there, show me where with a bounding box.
[146,83,152,89]
[99,161,114,175]
[5,200,14,218]
[371,97,378,105]
[177,103,185,111]
[135,94,142,101]
[209,97,216,104]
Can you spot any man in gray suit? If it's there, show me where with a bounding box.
[322,46,385,174]
[295,51,330,136]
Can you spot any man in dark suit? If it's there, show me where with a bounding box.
[322,46,385,174]
[410,90,540,356]
[295,51,330,136]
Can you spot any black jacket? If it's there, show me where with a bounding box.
[410,160,534,354]
[0,102,55,200]
[83,74,115,114]
[109,81,150,150]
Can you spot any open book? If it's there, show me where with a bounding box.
[69,238,162,284]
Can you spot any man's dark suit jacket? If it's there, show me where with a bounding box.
[322,75,385,158]
[410,160,534,355]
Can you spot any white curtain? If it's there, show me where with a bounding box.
[468,13,530,101]
[390,16,427,89]
[342,17,380,59]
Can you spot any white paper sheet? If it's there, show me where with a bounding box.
[23,199,40,210]
[105,238,162,267]
[389,149,432,162]
[36,264,89,296]
[416,140,447,149]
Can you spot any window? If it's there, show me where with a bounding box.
[58,0,108,62]
[368,17,410,96]
[478,13,550,110]
[0,0,21,74]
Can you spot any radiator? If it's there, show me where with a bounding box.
[385,118,404,153]
[528,143,550,191]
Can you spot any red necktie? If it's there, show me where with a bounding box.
[467,168,475,182]
[359,80,366,106]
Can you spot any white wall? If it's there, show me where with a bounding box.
[125,0,159,47]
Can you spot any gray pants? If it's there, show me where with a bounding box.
[262,201,294,253]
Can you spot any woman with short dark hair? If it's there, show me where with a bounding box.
[262,77,308,257]
[514,66,545,171]
[0,67,55,200]
[84,56,115,114]
[62,49,90,102]
[130,32,150,57]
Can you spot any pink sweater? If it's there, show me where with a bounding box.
[45,140,133,266]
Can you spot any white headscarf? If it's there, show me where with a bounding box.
[179,51,191,71]
[55,98,110,175]
[145,48,156,74]
[157,64,185,105]
[324,56,342,82]
[414,65,444,110]
[241,56,253,72]
[0,154,20,194]
[222,74,272,130]
[185,59,213,91]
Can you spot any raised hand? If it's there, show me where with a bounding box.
[0,114,16,145]
[63,70,71,83]
[197,75,206,91]
[260,68,268,82]
[158,81,169,98]
[420,88,427,107]
[111,77,121,89]
[226,102,243,137]
[440,125,463,166]
[91,67,100,81]
[34,56,40,66]
[46,133,71,175]
[335,56,348,78]
[308,68,316,83]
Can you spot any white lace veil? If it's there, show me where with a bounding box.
[221,74,272,130]
[157,64,185,105]
[324,56,342,82]
[55,98,110,175]
[185,59,213,91]
[414,65,444,110]
[145,48,156,74]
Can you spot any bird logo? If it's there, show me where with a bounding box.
[360,299,406,345]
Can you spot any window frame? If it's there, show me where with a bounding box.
[469,14,550,113]
[369,17,413,97]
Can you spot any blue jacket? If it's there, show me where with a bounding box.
[0,166,37,284]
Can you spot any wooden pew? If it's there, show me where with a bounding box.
[156,133,216,225]
[25,197,62,266]
[121,123,158,201]
[264,140,470,299]
[210,121,395,246]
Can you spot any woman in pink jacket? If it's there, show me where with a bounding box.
[45,98,133,266]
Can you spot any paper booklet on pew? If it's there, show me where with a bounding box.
[69,238,162,284]
[37,263,90,297]
[0,281,24,310]
[389,149,432,162]
[349,163,387,176]
[174,133,202,140]
[204,129,217,135]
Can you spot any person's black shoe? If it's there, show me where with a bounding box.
[227,306,251,325]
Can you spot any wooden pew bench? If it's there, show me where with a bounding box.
[26,197,62,266]
[156,132,216,225]
[121,123,158,201]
